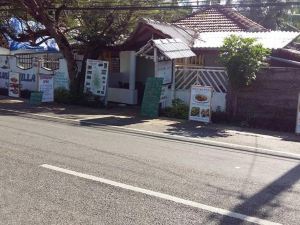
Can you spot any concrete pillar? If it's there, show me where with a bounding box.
[120,51,136,91]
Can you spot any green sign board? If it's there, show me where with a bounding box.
[141,77,163,118]
[29,91,43,105]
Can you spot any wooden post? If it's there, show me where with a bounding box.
[171,59,176,101]
[154,47,158,78]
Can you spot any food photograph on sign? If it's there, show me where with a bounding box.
[9,73,20,98]
[189,86,213,123]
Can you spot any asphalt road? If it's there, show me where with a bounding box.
[0,115,299,225]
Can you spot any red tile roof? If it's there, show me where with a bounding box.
[173,7,267,32]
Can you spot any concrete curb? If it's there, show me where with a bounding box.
[1,108,300,161]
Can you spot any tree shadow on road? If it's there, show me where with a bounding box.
[215,163,300,225]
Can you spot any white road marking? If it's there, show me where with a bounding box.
[235,166,241,169]
[2,108,300,159]
[40,164,281,225]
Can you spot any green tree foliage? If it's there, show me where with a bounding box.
[235,0,289,30]
[288,7,300,30]
[219,35,270,89]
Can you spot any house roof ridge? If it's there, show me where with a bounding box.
[217,7,267,31]
[173,5,267,32]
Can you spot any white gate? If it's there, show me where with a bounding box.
[175,67,228,111]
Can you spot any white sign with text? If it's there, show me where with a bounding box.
[157,61,172,85]
[39,74,54,102]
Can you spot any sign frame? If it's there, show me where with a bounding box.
[189,85,213,123]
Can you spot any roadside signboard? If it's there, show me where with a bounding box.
[296,93,300,134]
[141,77,163,118]
[189,85,213,123]
[29,92,43,105]
[84,59,109,97]
[157,61,172,85]
[8,72,20,98]
[39,74,54,102]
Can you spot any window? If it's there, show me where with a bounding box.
[41,54,60,71]
[176,55,205,67]
[16,54,33,69]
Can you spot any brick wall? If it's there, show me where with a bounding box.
[235,67,300,131]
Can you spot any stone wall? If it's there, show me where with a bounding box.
[235,67,300,131]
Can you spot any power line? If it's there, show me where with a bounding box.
[1,1,300,12]
[51,2,300,11]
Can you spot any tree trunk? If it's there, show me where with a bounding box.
[18,1,78,92]
[226,85,238,119]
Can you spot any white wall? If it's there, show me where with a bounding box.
[0,55,69,91]
[120,51,136,90]
[0,47,10,55]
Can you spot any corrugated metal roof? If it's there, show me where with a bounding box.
[193,31,300,49]
[143,19,197,45]
[153,39,196,59]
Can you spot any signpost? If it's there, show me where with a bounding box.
[39,74,54,102]
[296,93,300,134]
[84,59,109,97]
[189,85,213,123]
[8,72,20,98]
[141,77,163,118]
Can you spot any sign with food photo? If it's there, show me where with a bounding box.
[8,72,20,98]
[189,85,213,123]
[296,93,300,134]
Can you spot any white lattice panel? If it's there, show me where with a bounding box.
[175,67,228,93]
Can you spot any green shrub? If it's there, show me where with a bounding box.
[219,35,270,89]
[54,87,71,104]
[162,98,189,120]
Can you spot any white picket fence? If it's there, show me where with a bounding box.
[174,67,228,111]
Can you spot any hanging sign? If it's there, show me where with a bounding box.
[39,74,54,102]
[189,85,213,123]
[296,93,300,134]
[84,59,109,97]
[8,72,20,98]
[157,61,172,85]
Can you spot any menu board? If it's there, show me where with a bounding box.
[141,77,163,118]
[8,72,20,98]
[84,59,109,96]
[157,61,172,85]
[189,86,213,123]
[39,74,54,102]
[296,93,300,134]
